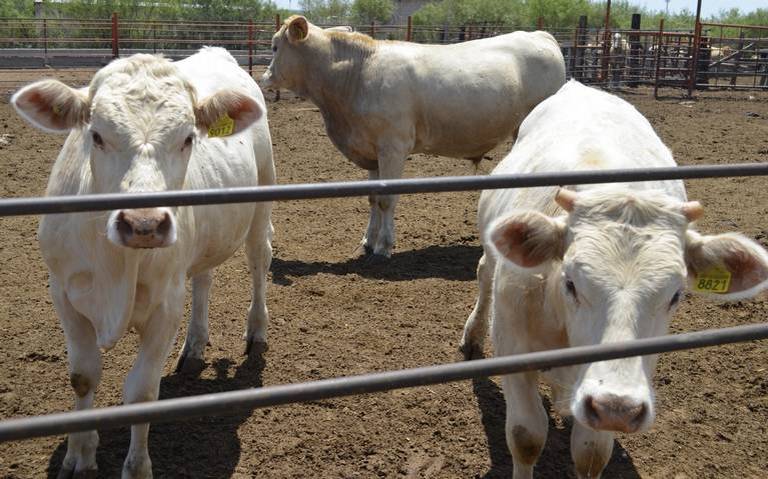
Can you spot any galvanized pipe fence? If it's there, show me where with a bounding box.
[1,162,768,441]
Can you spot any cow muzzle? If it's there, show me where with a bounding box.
[578,393,650,433]
[259,70,275,90]
[107,207,177,249]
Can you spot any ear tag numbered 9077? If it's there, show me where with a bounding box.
[693,265,731,294]
[208,114,235,138]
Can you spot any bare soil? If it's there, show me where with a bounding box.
[0,70,767,478]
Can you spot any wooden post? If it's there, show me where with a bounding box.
[687,0,703,97]
[111,12,119,59]
[654,18,664,99]
[628,13,641,87]
[248,19,254,76]
[42,18,48,66]
[600,0,612,83]
[406,15,412,42]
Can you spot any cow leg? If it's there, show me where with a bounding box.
[122,290,183,479]
[501,371,548,479]
[244,202,273,356]
[175,271,212,373]
[371,150,407,257]
[361,169,381,255]
[571,422,614,479]
[459,253,493,359]
[54,286,102,479]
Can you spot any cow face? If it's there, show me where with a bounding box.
[12,55,262,249]
[488,187,768,434]
[261,15,311,91]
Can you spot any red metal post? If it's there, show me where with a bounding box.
[248,19,254,76]
[654,18,664,99]
[406,15,412,42]
[687,0,703,97]
[111,12,119,59]
[370,21,375,38]
[275,13,280,32]
[537,16,544,30]
[601,0,612,83]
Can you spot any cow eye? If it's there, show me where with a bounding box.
[91,131,104,148]
[272,45,277,52]
[183,134,194,149]
[669,290,682,308]
[565,279,577,298]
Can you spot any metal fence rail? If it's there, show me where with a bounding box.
[1,322,766,443]
[2,162,768,217]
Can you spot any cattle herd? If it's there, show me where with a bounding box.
[8,14,768,479]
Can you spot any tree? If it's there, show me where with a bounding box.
[351,0,393,24]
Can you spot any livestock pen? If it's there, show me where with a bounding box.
[0,83,767,477]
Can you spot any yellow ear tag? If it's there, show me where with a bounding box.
[52,104,61,116]
[207,114,235,138]
[693,265,731,294]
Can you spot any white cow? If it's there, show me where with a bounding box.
[460,80,768,478]
[261,15,566,256]
[12,47,275,478]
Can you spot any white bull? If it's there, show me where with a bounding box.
[460,80,768,478]
[261,15,566,256]
[12,47,275,478]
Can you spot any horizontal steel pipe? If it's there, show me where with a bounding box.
[0,322,766,442]
[1,163,767,217]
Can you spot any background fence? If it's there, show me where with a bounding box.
[1,12,766,94]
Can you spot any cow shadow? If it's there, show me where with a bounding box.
[47,351,267,478]
[472,376,642,478]
[271,244,482,285]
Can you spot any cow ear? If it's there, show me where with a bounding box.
[12,79,90,133]
[685,230,768,300]
[487,211,567,270]
[287,16,309,43]
[195,89,263,137]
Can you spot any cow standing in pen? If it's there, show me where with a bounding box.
[460,80,768,478]
[12,47,275,478]
[261,15,566,256]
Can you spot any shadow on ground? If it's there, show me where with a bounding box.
[272,244,482,285]
[472,376,641,479]
[47,351,267,478]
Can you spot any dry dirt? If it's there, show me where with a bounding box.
[0,70,767,479]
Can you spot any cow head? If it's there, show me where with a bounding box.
[261,15,313,91]
[488,187,768,433]
[12,54,262,249]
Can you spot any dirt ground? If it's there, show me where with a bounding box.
[0,68,767,479]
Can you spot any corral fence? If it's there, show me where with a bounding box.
[1,13,766,95]
[1,163,768,442]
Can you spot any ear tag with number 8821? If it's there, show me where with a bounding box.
[693,266,731,294]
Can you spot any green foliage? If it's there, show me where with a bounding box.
[350,0,393,24]
[299,0,351,23]
[0,0,35,18]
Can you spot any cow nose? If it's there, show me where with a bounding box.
[114,208,174,248]
[583,393,648,433]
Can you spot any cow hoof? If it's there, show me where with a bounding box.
[175,354,206,376]
[73,469,98,479]
[56,466,75,479]
[244,339,268,358]
[459,341,484,361]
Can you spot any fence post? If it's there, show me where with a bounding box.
[654,18,664,99]
[574,15,587,81]
[600,0,612,84]
[275,14,280,32]
[731,30,744,87]
[42,18,48,66]
[467,24,473,41]
[628,13,641,87]
[687,0,703,97]
[537,16,544,30]
[406,15,412,42]
[370,21,375,38]
[111,12,119,59]
[248,19,254,76]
